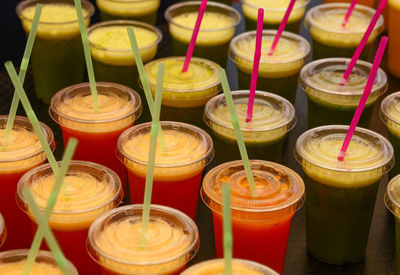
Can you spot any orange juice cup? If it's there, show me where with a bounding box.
[388,0,400,77]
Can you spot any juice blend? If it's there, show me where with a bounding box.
[117,122,214,220]
[17,161,123,274]
[388,0,400,77]
[0,116,54,250]
[201,160,305,274]
[87,205,199,275]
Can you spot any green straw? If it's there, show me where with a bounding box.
[74,0,100,113]
[222,183,232,275]
[4,61,58,173]
[24,189,71,275]
[23,138,77,275]
[140,63,164,247]
[1,4,42,149]
[219,69,256,196]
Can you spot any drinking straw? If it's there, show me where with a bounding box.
[1,4,42,149]
[219,69,256,196]
[340,0,387,85]
[268,0,296,55]
[74,0,100,112]
[23,138,77,275]
[245,8,263,123]
[23,189,71,275]
[222,183,232,275]
[342,0,358,27]
[182,0,208,72]
[4,61,58,173]
[338,36,388,162]
[140,63,164,247]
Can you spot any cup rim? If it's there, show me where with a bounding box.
[380,91,400,126]
[241,0,310,11]
[385,174,400,218]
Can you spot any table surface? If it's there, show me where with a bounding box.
[2,0,400,274]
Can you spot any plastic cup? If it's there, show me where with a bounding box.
[241,0,310,33]
[388,0,400,77]
[0,115,54,250]
[181,258,279,275]
[180,0,232,5]
[16,0,94,104]
[385,175,400,275]
[201,160,305,274]
[117,121,214,220]
[87,204,199,275]
[322,0,375,6]
[300,58,387,129]
[17,160,123,274]
[165,1,241,67]
[295,125,394,265]
[304,3,384,61]
[144,56,221,128]
[87,20,162,99]
[49,82,142,193]
[204,90,296,165]
[96,0,160,25]
[229,30,310,105]
[0,249,78,274]
[0,214,6,249]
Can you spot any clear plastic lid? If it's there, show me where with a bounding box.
[204,90,296,145]
[88,20,162,66]
[385,174,400,219]
[201,160,305,221]
[0,115,55,173]
[229,30,310,78]
[49,82,142,133]
[87,204,199,274]
[300,58,387,108]
[144,57,221,108]
[380,91,400,138]
[295,125,394,188]
[0,213,6,249]
[0,249,78,274]
[96,0,160,17]
[17,161,123,230]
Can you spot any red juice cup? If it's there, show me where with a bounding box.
[0,115,54,250]
[117,121,214,220]
[16,160,123,274]
[201,160,305,274]
[0,214,6,249]
[49,82,142,194]
[87,204,199,275]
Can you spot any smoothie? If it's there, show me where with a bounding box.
[49,82,142,193]
[204,90,296,164]
[388,0,400,77]
[0,214,6,249]
[201,160,305,274]
[300,58,387,129]
[229,30,310,105]
[117,122,214,220]
[305,3,384,60]
[0,115,54,250]
[17,0,94,103]
[165,1,241,67]
[144,56,221,128]
[87,204,199,274]
[96,0,160,24]
[17,161,123,274]
[241,0,310,32]
[295,125,394,264]
[0,250,78,275]
[323,0,376,6]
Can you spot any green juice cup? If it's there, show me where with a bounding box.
[144,56,221,128]
[17,0,94,104]
[229,30,310,105]
[304,3,384,61]
[300,58,387,129]
[241,0,310,33]
[295,125,394,265]
[165,1,241,67]
[204,90,296,164]
[96,0,160,25]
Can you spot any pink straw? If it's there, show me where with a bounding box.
[340,0,387,85]
[182,0,208,72]
[246,8,264,122]
[268,0,296,55]
[342,0,358,27]
[338,36,388,162]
